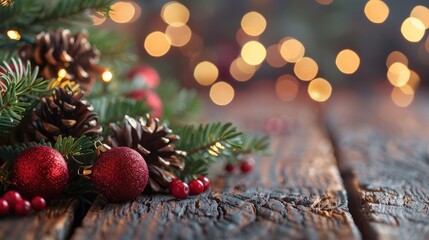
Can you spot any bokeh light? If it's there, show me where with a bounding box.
[386,51,408,68]
[401,17,425,42]
[161,1,190,27]
[180,33,204,57]
[275,74,299,101]
[294,57,318,81]
[408,70,420,90]
[364,0,389,24]
[144,31,171,57]
[387,62,410,87]
[91,13,106,26]
[6,30,20,40]
[315,0,333,5]
[210,81,235,106]
[391,85,414,107]
[308,78,332,102]
[165,25,192,47]
[193,61,219,86]
[230,57,256,82]
[102,70,113,83]
[266,44,287,68]
[410,5,429,29]
[336,49,360,74]
[279,38,305,63]
[241,41,266,65]
[241,11,267,36]
[110,1,136,23]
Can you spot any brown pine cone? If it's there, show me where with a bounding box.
[27,86,102,142]
[19,29,104,92]
[106,115,186,192]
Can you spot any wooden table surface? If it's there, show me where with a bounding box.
[1,84,428,240]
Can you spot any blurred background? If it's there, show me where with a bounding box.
[92,0,429,107]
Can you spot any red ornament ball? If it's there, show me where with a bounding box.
[15,200,31,216]
[0,198,9,217]
[126,65,160,89]
[240,157,255,174]
[126,89,163,118]
[170,180,189,199]
[197,176,210,191]
[188,179,204,195]
[11,146,69,199]
[2,190,22,210]
[31,196,46,211]
[224,163,236,173]
[92,147,149,202]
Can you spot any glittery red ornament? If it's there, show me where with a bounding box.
[92,147,149,202]
[11,146,69,199]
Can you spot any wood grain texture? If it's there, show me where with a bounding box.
[72,85,360,240]
[327,94,429,239]
[0,198,77,240]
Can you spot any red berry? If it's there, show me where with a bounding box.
[224,163,236,173]
[15,200,31,216]
[170,180,189,199]
[240,157,255,173]
[197,176,210,191]
[0,198,9,217]
[188,179,204,195]
[31,196,46,211]
[3,191,22,210]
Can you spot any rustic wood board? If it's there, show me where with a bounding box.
[0,198,77,240]
[72,86,360,240]
[327,94,429,239]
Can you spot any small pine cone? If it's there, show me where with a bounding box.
[19,29,104,92]
[28,86,102,142]
[106,115,186,192]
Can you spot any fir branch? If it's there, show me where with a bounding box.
[0,58,49,135]
[54,135,95,164]
[233,133,270,156]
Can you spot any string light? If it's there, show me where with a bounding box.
[391,86,414,108]
[193,61,218,86]
[401,17,425,42]
[91,13,106,26]
[387,62,410,87]
[386,51,408,68]
[308,78,332,102]
[279,38,305,63]
[209,81,235,106]
[410,5,429,29]
[161,1,190,27]
[57,69,67,79]
[102,70,113,83]
[266,44,287,68]
[364,0,389,24]
[241,41,266,65]
[241,11,267,36]
[7,30,21,40]
[144,31,171,57]
[294,57,318,81]
[165,24,192,47]
[230,57,255,82]
[110,1,136,23]
[336,49,360,74]
[275,74,299,101]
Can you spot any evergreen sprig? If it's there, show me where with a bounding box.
[54,135,95,164]
[0,58,49,135]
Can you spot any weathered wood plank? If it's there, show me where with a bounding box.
[0,198,77,240]
[72,85,360,240]
[327,94,429,239]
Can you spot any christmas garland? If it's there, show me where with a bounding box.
[0,1,269,216]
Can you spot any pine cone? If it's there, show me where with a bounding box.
[19,29,104,92]
[106,115,186,192]
[28,86,102,142]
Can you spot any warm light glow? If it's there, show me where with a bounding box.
[58,69,67,79]
[161,1,190,27]
[241,11,267,36]
[386,51,408,68]
[308,78,332,102]
[391,86,414,108]
[241,41,266,65]
[7,30,21,40]
[266,44,287,68]
[165,24,192,47]
[180,34,204,57]
[411,5,429,29]
[294,57,318,81]
[387,62,410,87]
[364,0,389,24]
[230,57,256,82]
[275,74,299,101]
[91,13,106,26]
[144,31,171,57]
[102,70,113,83]
[407,70,420,90]
[315,0,333,5]
[426,36,429,53]
[279,38,305,63]
[193,61,219,86]
[401,17,425,42]
[110,1,136,23]
[209,81,235,106]
[236,28,259,46]
[336,49,360,74]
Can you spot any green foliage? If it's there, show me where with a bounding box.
[233,133,270,156]
[0,58,49,135]
[157,80,201,128]
[54,135,95,164]
[175,122,242,180]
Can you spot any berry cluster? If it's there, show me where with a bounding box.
[225,157,255,174]
[0,191,46,217]
[169,176,210,199]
